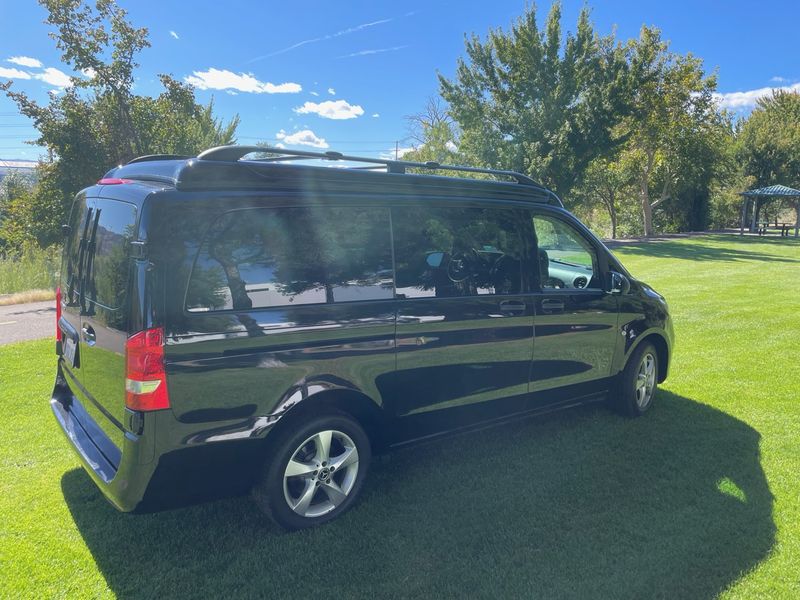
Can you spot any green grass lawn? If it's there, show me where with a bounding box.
[1,233,799,599]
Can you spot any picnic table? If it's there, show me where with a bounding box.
[757,220,793,237]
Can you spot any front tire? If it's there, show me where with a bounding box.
[612,342,659,417]
[253,412,371,530]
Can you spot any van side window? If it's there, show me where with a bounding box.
[393,206,525,298]
[532,214,600,290]
[186,206,393,311]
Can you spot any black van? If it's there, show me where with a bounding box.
[52,145,673,530]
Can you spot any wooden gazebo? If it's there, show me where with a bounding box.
[740,184,800,237]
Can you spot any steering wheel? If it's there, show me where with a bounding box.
[446,252,472,282]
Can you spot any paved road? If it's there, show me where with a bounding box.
[0,301,55,345]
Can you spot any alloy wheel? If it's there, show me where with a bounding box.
[282,430,360,518]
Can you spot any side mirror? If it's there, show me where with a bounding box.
[426,251,445,268]
[607,271,630,295]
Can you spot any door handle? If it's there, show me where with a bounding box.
[81,324,96,345]
[540,299,565,314]
[499,300,526,314]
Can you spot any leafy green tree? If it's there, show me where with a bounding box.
[0,0,239,248]
[738,91,800,186]
[737,91,800,232]
[576,156,634,239]
[621,26,720,236]
[438,2,632,197]
[0,171,39,250]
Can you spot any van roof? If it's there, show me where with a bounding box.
[101,145,563,206]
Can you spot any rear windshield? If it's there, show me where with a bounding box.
[62,196,138,319]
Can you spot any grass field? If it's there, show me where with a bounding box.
[1,234,798,599]
[0,244,60,296]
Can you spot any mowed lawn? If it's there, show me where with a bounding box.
[1,234,798,599]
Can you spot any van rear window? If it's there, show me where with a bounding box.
[85,199,137,311]
[62,196,137,317]
[186,207,393,312]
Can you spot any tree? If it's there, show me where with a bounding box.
[438,2,632,197]
[738,91,800,186]
[737,91,800,233]
[621,26,720,236]
[577,156,635,239]
[0,171,38,249]
[1,0,239,248]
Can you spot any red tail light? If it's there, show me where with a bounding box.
[125,327,170,411]
[55,286,62,342]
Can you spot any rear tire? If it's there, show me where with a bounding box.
[611,342,659,417]
[252,412,371,530]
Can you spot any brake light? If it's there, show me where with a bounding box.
[97,178,133,185]
[125,327,170,411]
[55,286,62,342]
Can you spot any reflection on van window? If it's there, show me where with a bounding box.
[186,207,393,311]
[392,206,524,298]
[84,199,137,320]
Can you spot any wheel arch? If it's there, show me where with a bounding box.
[264,387,387,453]
[632,331,670,383]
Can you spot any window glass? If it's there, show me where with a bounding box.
[61,196,91,307]
[532,214,600,290]
[84,199,137,311]
[186,206,393,311]
[393,206,524,298]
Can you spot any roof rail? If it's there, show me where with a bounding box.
[127,154,192,165]
[196,144,547,190]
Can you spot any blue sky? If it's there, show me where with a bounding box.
[1,0,799,161]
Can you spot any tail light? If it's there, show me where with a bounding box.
[125,327,170,411]
[55,286,62,342]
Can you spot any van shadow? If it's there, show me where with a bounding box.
[62,392,774,599]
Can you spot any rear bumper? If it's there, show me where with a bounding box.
[51,363,156,512]
[52,361,262,513]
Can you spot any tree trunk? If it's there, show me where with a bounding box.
[640,177,653,237]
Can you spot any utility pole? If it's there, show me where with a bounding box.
[395,141,399,160]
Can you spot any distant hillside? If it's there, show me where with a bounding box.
[0,159,37,182]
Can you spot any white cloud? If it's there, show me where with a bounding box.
[33,67,71,87]
[328,87,335,95]
[250,18,393,61]
[169,30,180,40]
[372,113,380,118]
[7,56,42,68]
[184,68,301,94]
[770,76,789,83]
[310,91,319,96]
[445,140,458,152]
[338,45,407,59]
[380,146,415,160]
[0,67,32,79]
[80,67,96,78]
[294,99,364,120]
[276,128,329,148]
[713,82,800,110]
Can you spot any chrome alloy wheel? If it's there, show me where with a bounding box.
[634,352,657,409]
[283,430,360,518]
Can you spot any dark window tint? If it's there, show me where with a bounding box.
[186,206,393,311]
[62,196,92,307]
[532,214,600,290]
[84,199,137,312]
[393,206,525,298]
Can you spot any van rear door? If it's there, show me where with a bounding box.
[60,196,138,454]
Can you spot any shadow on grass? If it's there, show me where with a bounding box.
[62,392,774,599]
[607,233,800,263]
